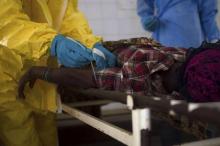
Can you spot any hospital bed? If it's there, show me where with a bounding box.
[60,88,220,146]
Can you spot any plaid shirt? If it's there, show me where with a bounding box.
[95,38,186,96]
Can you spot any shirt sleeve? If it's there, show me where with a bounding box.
[137,0,155,27]
[198,0,220,41]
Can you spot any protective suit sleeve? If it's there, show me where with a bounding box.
[0,45,22,94]
[198,0,220,41]
[137,0,158,31]
[0,0,57,62]
[59,0,102,49]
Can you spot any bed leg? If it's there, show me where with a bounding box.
[132,108,151,146]
[141,129,151,146]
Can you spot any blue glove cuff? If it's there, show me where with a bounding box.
[208,33,220,43]
[93,42,117,70]
[50,34,65,56]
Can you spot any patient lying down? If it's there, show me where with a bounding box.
[18,38,220,103]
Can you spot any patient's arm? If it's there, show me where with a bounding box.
[18,66,95,98]
[161,62,183,93]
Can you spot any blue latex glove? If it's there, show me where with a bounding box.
[210,39,219,43]
[92,43,116,70]
[142,16,158,32]
[51,34,93,67]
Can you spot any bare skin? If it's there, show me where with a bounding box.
[18,67,95,98]
[161,62,183,93]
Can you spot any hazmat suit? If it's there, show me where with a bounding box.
[0,0,101,146]
[137,0,220,48]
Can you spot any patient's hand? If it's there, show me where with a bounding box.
[18,67,46,99]
[18,66,96,99]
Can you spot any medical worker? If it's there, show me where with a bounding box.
[0,0,116,146]
[137,0,220,48]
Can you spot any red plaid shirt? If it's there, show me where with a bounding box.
[95,38,186,96]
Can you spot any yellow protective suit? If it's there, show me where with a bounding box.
[0,0,101,146]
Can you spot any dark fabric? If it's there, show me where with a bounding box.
[183,48,220,102]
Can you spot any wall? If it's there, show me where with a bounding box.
[78,0,149,41]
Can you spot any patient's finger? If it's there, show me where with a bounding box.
[18,72,30,99]
[29,79,36,89]
[18,79,26,99]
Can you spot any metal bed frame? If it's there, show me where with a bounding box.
[61,88,220,146]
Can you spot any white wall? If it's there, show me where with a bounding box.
[78,0,149,41]
[79,0,220,41]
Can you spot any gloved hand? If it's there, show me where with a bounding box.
[92,43,117,70]
[142,16,159,32]
[51,34,93,68]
